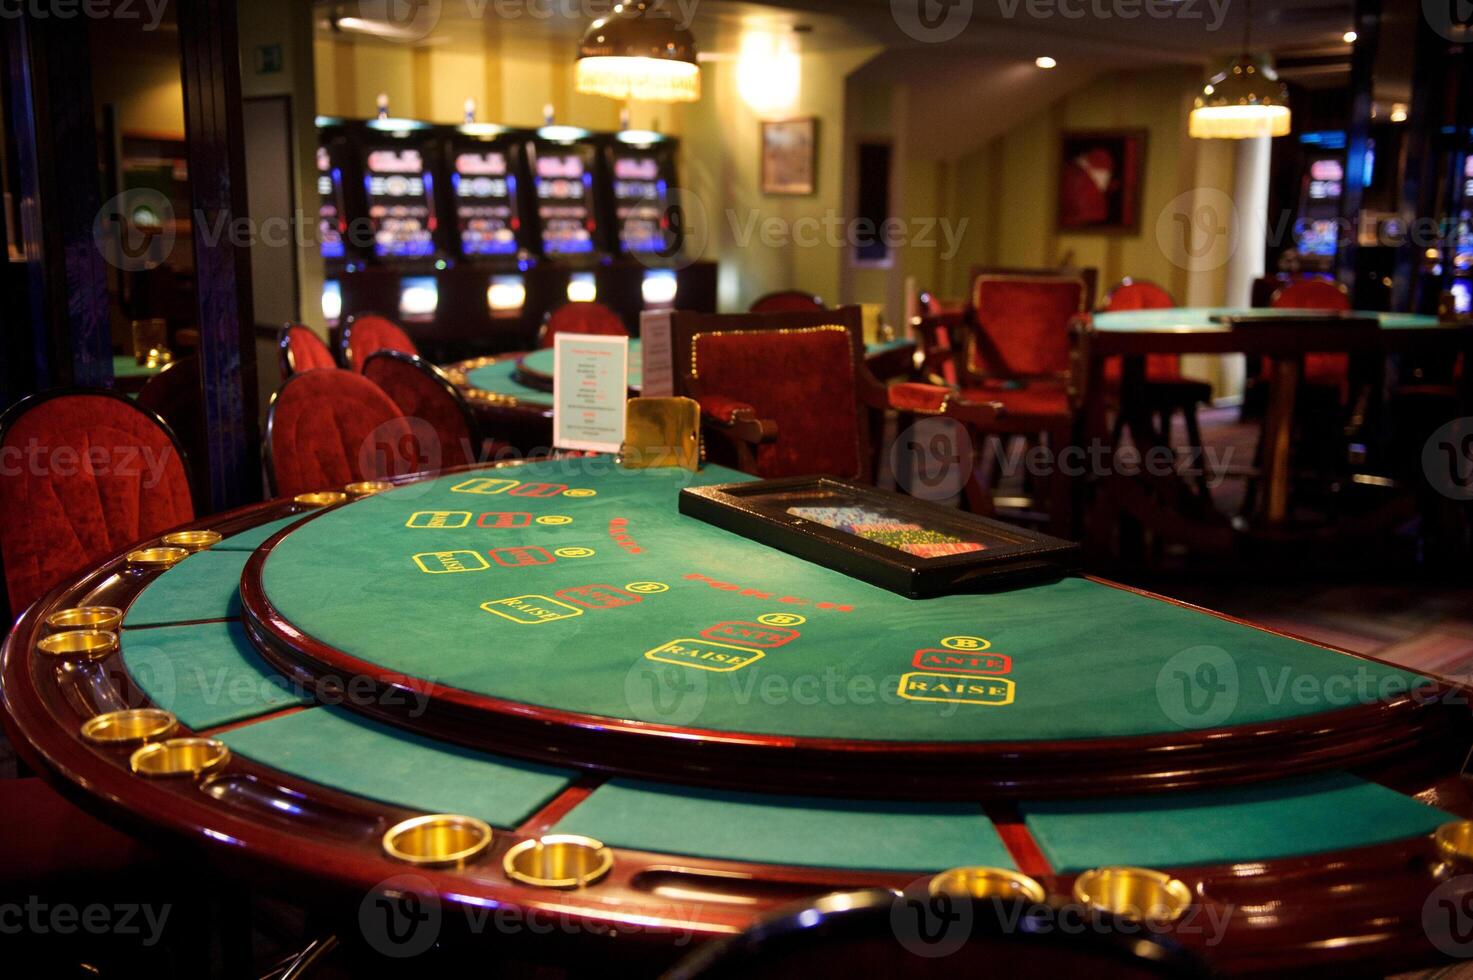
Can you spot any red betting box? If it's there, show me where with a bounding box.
[556,585,643,609]
[488,546,555,567]
[911,649,1011,675]
[478,512,533,528]
[700,622,800,649]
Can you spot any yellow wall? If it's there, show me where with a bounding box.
[942,67,1228,303]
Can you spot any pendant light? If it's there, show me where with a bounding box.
[1189,0,1291,139]
[575,2,700,104]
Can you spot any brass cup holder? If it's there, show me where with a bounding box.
[929,866,1048,904]
[37,629,119,661]
[345,481,394,497]
[1072,867,1193,924]
[45,606,122,633]
[382,814,493,868]
[130,738,230,778]
[294,491,348,509]
[502,834,613,889]
[126,546,189,571]
[1436,821,1473,865]
[81,708,177,745]
[161,530,222,552]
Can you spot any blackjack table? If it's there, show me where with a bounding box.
[6,458,1473,974]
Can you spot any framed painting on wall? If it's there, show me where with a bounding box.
[761,118,817,196]
[1056,129,1146,233]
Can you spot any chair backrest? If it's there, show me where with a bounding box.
[362,350,479,470]
[538,301,628,348]
[1271,278,1352,312]
[0,390,195,613]
[1102,278,1175,312]
[265,369,423,497]
[279,323,336,377]
[749,291,825,314]
[968,273,1088,380]
[664,307,871,480]
[972,264,1097,310]
[339,312,418,372]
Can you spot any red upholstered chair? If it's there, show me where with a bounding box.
[0,390,194,616]
[363,350,482,470]
[1098,279,1213,477]
[265,369,425,497]
[538,301,628,348]
[749,291,825,313]
[338,312,418,373]
[944,272,1089,533]
[1270,278,1353,399]
[278,322,336,377]
[659,308,960,481]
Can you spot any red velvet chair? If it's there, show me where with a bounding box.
[659,308,961,481]
[538,301,628,348]
[949,272,1088,534]
[278,323,336,377]
[1270,278,1353,399]
[363,350,482,470]
[1098,279,1213,479]
[338,312,419,373]
[265,369,425,497]
[0,389,194,616]
[749,291,825,313]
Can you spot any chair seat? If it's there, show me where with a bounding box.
[960,382,1071,419]
[0,778,155,886]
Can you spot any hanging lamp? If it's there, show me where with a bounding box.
[575,2,700,104]
[1189,0,1291,139]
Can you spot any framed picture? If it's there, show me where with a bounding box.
[1056,129,1146,233]
[680,477,1079,598]
[761,118,817,196]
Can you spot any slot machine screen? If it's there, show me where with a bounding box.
[1295,157,1343,259]
[534,151,596,256]
[454,150,520,257]
[317,145,345,261]
[611,153,670,255]
[364,146,436,259]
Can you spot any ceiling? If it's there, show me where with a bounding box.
[315,0,1363,61]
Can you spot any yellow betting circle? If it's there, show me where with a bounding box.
[536,515,573,526]
[757,613,806,627]
[563,489,597,498]
[554,547,596,559]
[941,635,990,651]
[624,581,669,594]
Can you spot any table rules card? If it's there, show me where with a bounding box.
[553,332,629,453]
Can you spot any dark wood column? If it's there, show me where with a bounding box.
[1,10,112,393]
[178,0,261,510]
[1335,0,1377,297]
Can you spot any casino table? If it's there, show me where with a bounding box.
[1082,308,1473,543]
[7,458,1473,974]
[442,339,917,453]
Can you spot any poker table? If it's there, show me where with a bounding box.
[6,458,1473,974]
[442,339,917,452]
[1082,308,1473,544]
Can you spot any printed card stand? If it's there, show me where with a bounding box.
[679,478,1080,598]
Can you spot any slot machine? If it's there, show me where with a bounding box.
[328,117,450,353]
[597,130,717,330]
[1292,150,1346,274]
[434,124,553,353]
[1450,155,1473,314]
[315,119,354,331]
[526,126,605,317]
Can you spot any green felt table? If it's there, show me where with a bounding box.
[255,461,1428,744]
[1090,308,1440,333]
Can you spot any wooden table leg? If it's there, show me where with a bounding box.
[1262,355,1302,525]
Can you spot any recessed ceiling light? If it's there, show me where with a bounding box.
[1035,56,1057,69]
[1343,30,1357,43]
